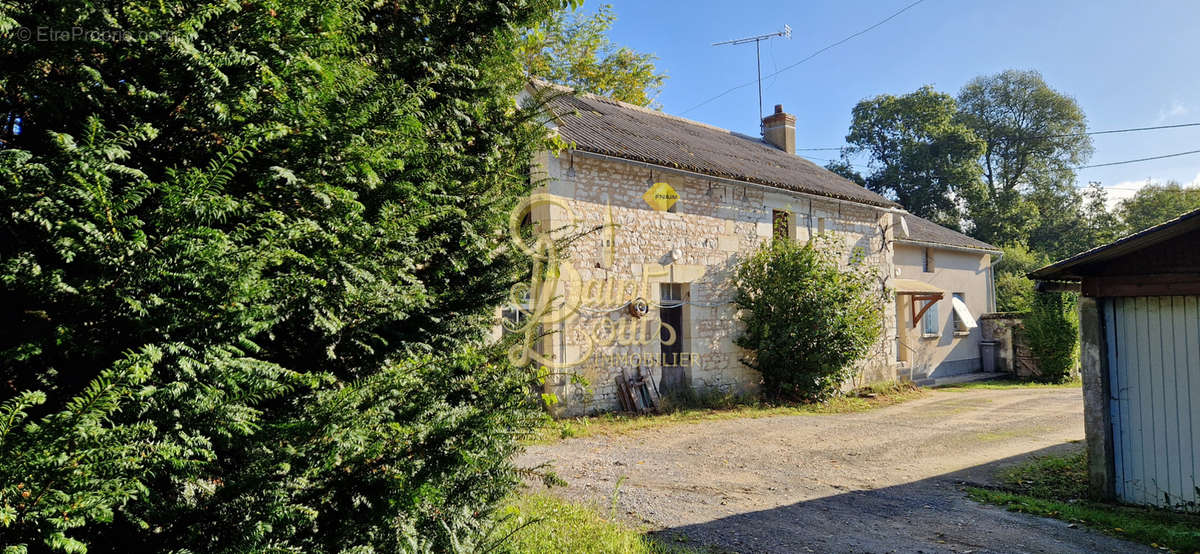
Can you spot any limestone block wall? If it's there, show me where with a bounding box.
[530,152,897,414]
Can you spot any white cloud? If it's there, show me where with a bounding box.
[1101,172,1200,210]
[1157,99,1190,122]
[1102,179,1150,209]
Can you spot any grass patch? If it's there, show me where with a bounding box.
[493,493,701,553]
[934,378,1082,390]
[966,449,1200,552]
[533,381,925,444]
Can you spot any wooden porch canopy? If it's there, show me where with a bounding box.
[894,278,944,327]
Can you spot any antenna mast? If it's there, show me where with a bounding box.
[713,25,791,134]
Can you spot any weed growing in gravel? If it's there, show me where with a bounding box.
[967,450,1200,552]
[495,493,702,553]
[934,378,1082,390]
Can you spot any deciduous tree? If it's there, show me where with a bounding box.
[1115,180,1200,234]
[956,70,1093,246]
[842,86,985,229]
[521,3,667,107]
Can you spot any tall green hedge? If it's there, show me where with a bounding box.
[1024,292,1079,383]
[734,238,884,402]
[0,0,567,550]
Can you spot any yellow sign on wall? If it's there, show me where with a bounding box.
[642,181,679,211]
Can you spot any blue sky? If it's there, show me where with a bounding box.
[599,0,1200,206]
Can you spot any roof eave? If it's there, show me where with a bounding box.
[893,238,1001,255]
[1029,208,1200,281]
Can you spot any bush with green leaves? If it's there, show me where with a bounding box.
[1023,292,1079,383]
[0,0,568,551]
[733,238,884,402]
[993,244,1050,313]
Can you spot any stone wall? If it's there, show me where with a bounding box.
[528,152,898,415]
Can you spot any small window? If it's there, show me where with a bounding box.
[951,293,977,333]
[772,210,790,241]
[952,293,966,332]
[923,248,934,273]
[922,300,939,336]
[501,288,532,334]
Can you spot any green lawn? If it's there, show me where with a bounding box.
[494,493,704,553]
[966,449,1200,553]
[531,381,926,444]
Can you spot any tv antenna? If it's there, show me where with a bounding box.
[713,25,791,133]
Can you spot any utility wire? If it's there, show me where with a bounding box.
[1061,121,1200,138]
[680,0,926,116]
[796,122,1200,152]
[1073,148,1200,170]
[808,147,1200,175]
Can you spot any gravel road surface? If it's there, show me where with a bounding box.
[520,387,1153,553]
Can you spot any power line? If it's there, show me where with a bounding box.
[1073,148,1200,170]
[1061,121,1200,138]
[809,147,1200,174]
[799,155,870,170]
[680,0,926,116]
[795,121,1200,152]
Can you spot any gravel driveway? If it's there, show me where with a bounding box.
[519,387,1154,553]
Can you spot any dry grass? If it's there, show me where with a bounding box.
[934,378,1082,390]
[530,381,925,444]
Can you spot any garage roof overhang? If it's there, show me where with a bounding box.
[1028,208,1200,297]
[1029,208,1200,282]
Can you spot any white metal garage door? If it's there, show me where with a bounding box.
[1104,296,1200,509]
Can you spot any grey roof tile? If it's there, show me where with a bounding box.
[896,213,1000,252]
[538,86,897,208]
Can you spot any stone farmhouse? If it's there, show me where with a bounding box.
[512,84,999,415]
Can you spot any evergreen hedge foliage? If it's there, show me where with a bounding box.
[734,238,884,403]
[0,0,568,550]
[1023,292,1079,384]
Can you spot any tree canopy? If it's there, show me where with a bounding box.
[520,3,667,107]
[956,69,1093,246]
[834,70,1126,311]
[1115,180,1200,234]
[842,86,985,229]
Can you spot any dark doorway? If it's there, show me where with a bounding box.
[659,283,688,397]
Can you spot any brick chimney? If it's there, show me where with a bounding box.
[761,104,796,154]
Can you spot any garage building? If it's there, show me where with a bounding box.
[1030,208,1200,509]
